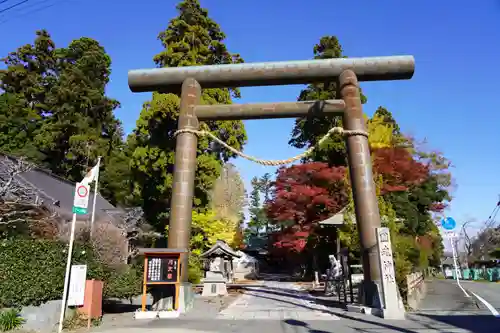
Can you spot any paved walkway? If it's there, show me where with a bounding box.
[216,281,340,321]
[88,279,499,333]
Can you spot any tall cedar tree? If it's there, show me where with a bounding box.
[289,36,367,166]
[0,30,57,162]
[129,0,247,229]
[247,174,272,236]
[0,30,126,205]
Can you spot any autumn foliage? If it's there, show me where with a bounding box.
[266,146,441,258]
[266,162,348,226]
[265,162,348,254]
[372,147,429,194]
[269,230,310,255]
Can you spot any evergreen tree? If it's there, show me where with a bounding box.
[289,36,367,166]
[35,37,122,181]
[247,177,265,235]
[246,173,274,237]
[0,30,126,204]
[373,106,401,135]
[129,0,247,230]
[0,30,57,162]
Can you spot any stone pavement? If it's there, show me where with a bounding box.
[86,279,500,333]
[216,281,340,321]
[88,314,499,333]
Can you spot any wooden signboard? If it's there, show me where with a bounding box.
[146,256,179,283]
[140,250,183,312]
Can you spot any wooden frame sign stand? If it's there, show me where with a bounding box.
[137,248,186,319]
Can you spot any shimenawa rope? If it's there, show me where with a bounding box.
[174,127,368,166]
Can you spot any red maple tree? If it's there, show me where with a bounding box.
[266,162,348,226]
[372,147,429,194]
[269,229,310,254]
[265,162,348,256]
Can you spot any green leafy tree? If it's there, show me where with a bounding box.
[289,36,366,166]
[372,106,401,135]
[130,0,247,229]
[0,93,43,161]
[0,30,126,205]
[99,142,135,206]
[247,176,267,236]
[255,172,273,202]
[0,30,57,161]
[34,36,122,181]
[490,248,500,259]
[209,163,246,222]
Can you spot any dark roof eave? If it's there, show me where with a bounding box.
[201,240,241,258]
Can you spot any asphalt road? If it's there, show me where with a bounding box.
[461,280,500,315]
[415,279,480,313]
[414,279,500,318]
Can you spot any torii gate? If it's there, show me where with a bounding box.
[128,56,415,307]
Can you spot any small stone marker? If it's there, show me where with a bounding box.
[376,227,405,319]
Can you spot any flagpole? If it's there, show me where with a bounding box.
[89,156,101,239]
[58,213,78,333]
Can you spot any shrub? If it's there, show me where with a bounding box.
[104,265,143,301]
[0,239,108,307]
[63,308,101,330]
[0,309,24,331]
[393,254,412,301]
[58,219,128,269]
[188,255,203,284]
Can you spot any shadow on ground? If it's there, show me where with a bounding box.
[413,314,499,333]
[242,286,499,332]
[258,273,303,282]
[240,285,347,310]
[102,300,142,314]
[283,319,330,333]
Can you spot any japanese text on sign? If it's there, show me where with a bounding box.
[165,259,177,282]
[377,228,396,284]
[67,265,87,306]
[146,256,178,283]
[147,258,162,282]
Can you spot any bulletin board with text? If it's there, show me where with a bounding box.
[141,251,182,311]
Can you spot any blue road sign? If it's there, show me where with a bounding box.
[441,217,456,230]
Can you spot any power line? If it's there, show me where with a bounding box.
[481,197,500,231]
[0,0,68,25]
[0,0,30,15]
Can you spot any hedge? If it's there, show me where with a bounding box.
[103,266,143,301]
[0,239,108,307]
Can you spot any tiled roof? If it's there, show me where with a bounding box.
[0,154,121,220]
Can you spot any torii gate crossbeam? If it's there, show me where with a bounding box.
[128,55,415,308]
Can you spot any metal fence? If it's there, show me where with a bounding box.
[449,268,500,281]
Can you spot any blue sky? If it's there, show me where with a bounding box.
[1,0,499,235]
